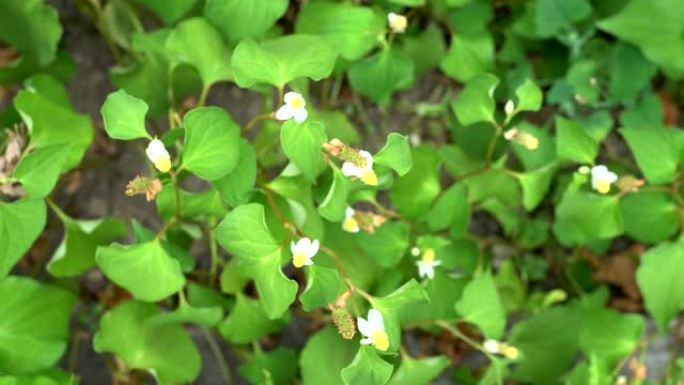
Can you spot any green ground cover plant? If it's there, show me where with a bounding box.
[1,0,684,384]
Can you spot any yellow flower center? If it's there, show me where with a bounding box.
[422,248,435,263]
[292,251,308,268]
[595,179,611,194]
[342,217,359,233]
[371,330,389,351]
[360,170,378,186]
[154,157,171,173]
[290,96,304,109]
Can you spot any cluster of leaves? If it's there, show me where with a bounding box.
[2,0,684,384]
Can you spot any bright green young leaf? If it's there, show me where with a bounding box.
[318,168,353,222]
[296,2,384,61]
[239,347,298,385]
[620,191,679,244]
[578,308,644,365]
[620,126,684,185]
[455,273,506,339]
[0,277,76,375]
[427,183,470,233]
[400,271,468,323]
[341,346,393,385]
[135,0,197,25]
[166,17,233,87]
[390,145,441,220]
[309,110,360,145]
[219,293,287,344]
[156,187,228,221]
[13,145,70,198]
[374,133,413,176]
[387,355,450,385]
[636,241,684,333]
[609,42,657,104]
[390,0,425,5]
[513,78,543,113]
[356,221,410,268]
[554,192,623,245]
[440,32,494,82]
[598,0,684,75]
[231,35,338,88]
[96,240,186,302]
[215,204,298,319]
[147,302,223,328]
[451,73,499,126]
[556,117,598,164]
[47,216,127,277]
[0,199,46,278]
[300,265,345,311]
[100,89,150,140]
[212,139,257,206]
[268,175,325,240]
[0,0,62,66]
[280,120,327,183]
[516,163,557,211]
[219,258,249,295]
[348,48,415,104]
[204,0,288,44]
[182,106,240,181]
[534,0,592,37]
[300,327,357,385]
[94,301,201,385]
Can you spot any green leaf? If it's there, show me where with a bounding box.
[579,308,644,365]
[0,199,46,278]
[534,0,592,37]
[96,240,186,302]
[309,110,360,145]
[232,35,338,88]
[390,145,441,220]
[135,0,197,25]
[556,117,598,164]
[636,241,684,333]
[156,187,227,221]
[239,347,298,385]
[216,204,298,319]
[280,120,327,183]
[295,2,384,61]
[219,293,287,344]
[451,73,499,126]
[427,183,470,233]
[440,32,494,82]
[401,23,447,76]
[510,307,580,385]
[0,0,62,66]
[341,346,393,385]
[374,133,413,176]
[47,216,127,277]
[181,106,241,181]
[598,0,684,75]
[348,48,415,104]
[620,191,679,244]
[14,89,93,170]
[318,168,354,222]
[100,89,150,140]
[455,273,505,339]
[620,126,684,185]
[300,265,345,311]
[268,175,325,239]
[204,0,288,44]
[400,271,468,323]
[513,78,543,113]
[554,192,623,245]
[356,221,410,268]
[300,327,357,385]
[166,18,232,87]
[212,139,257,206]
[13,145,70,198]
[386,355,450,385]
[148,302,223,328]
[0,277,76,374]
[93,301,201,384]
[609,42,657,104]
[516,163,557,211]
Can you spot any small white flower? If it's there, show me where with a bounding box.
[415,248,441,280]
[276,92,308,123]
[483,339,500,354]
[342,150,378,186]
[590,165,618,194]
[290,237,319,268]
[357,309,390,351]
[387,12,407,33]
[342,207,360,233]
[503,128,518,140]
[146,138,171,173]
[504,100,515,115]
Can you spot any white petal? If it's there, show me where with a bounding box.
[357,317,372,337]
[367,309,384,331]
[607,171,618,183]
[359,150,374,169]
[146,138,167,161]
[433,260,442,267]
[345,207,355,218]
[275,105,294,121]
[304,258,314,266]
[341,161,362,177]
[308,239,320,257]
[290,240,298,255]
[387,12,397,23]
[590,165,608,177]
[284,92,303,106]
[360,338,373,345]
[293,107,308,123]
[426,265,435,279]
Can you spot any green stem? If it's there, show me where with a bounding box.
[436,321,503,385]
[208,218,220,282]
[201,327,233,385]
[198,86,210,107]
